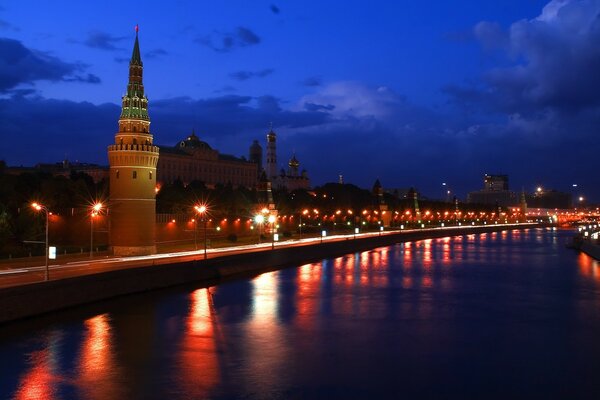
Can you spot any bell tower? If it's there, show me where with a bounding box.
[266,125,277,180]
[107,26,159,256]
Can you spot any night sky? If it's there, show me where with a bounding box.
[0,0,598,201]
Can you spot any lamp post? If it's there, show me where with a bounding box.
[255,214,265,244]
[90,202,103,259]
[194,205,208,259]
[31,202,49,281]
[300,209,308,238]
[268,214,276,249]
[193,218,198,250]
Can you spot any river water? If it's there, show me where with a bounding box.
[1,228,600,399]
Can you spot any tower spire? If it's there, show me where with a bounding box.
[122,29,148,120]
[131,25,142,66]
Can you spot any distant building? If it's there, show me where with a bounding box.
[484,174,509,191]
[526,188,571,209]
[468,174,517,207]
[384,188,417,200]
[156,131,258,188]
[262,126,310,191]
[4,160,109,182]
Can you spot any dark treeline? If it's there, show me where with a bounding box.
[0,164,496,257]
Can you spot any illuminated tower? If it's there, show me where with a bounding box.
[107,27,159,256]
[266,125,277,180]
[520,189,528,216]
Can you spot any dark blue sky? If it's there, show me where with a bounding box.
[0,0,598,201]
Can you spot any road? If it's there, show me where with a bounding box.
[0,224,531,289]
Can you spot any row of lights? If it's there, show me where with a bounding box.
[31,201,103,281]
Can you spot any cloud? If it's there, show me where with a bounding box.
[145,48,168,58]
[300,76,322,87]
[64,73,101,84]
[229,68,274,81]
[449,0,600,115]
[0,37,100,92]
[270,4,280,14]
[84,31,126,50]
[0,95,119,165]
[213,85,237,93]
[304,102,334,112]
[196,26,261,52]
[299,81,407,119]
[0,19,19,31]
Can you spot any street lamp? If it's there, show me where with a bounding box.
[90,202,103,259]
[194,204,208,259]
[268,214,276,249]
[255,214,265,244]
[300,209,308,238]
[31,202,49,281]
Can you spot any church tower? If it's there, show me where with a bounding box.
[266,125,277,180]
[107,27,159,256]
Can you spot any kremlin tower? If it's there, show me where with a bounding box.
[266,125,277,180]
[107,27,159,256]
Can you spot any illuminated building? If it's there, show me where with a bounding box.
[107,28,159,255]
[372,179,391,227]
[484,174,509,191]
[263,126,310,191]
[156,131,258,188]
[468,174,517,207]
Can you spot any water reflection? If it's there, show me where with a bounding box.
[176,288,220,398]
[578,253,600,281]
[13,331,64,400]
[77,315,118,400]
[4,228,600,399]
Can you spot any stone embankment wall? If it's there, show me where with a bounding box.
[0,224,537,324]
[580,241,600,261]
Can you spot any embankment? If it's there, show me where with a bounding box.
[0,224,538,324]
[580,241,600,261]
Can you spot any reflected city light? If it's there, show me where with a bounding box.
[178,288,219,397]
[77,314,118,400]
[578,253,600,282]
[14,333,61,400]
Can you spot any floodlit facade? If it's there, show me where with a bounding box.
[107,29,159,256]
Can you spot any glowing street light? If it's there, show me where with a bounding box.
[31,202,50,281]
[90,202,103,259]
[255,214,265,243]
[194,204,208,259]
[300,209,308,238]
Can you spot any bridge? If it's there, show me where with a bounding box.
[525,208,600,226]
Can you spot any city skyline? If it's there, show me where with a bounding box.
[0,0,598,200]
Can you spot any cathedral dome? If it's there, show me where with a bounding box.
[178,131,212,150]
[288,154,300,168]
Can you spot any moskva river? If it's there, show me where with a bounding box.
[2,228,600,399]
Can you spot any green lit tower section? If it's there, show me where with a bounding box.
[107,27,159,256]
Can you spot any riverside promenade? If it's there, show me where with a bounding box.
[0,223,538,324]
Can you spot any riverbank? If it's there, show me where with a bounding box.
[0,223,538,324]
[580,241,600,260]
